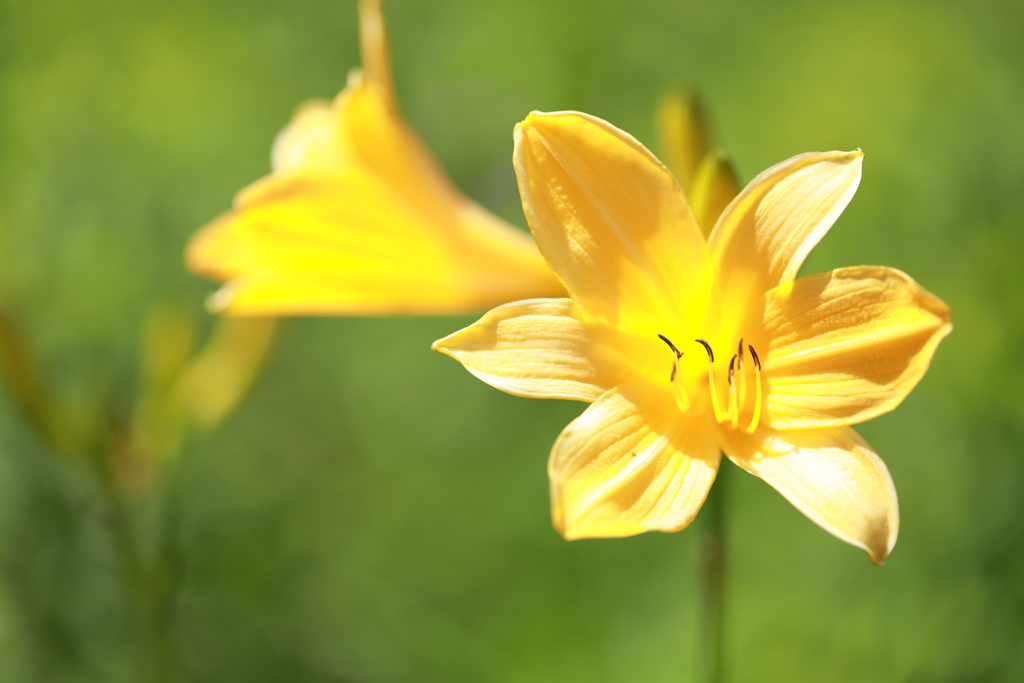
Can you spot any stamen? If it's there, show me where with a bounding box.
[695,338,714,363]
[673,374,691,412]
[658,334,689,411]
[736,339,747,420]
[658,334,682,359]
[728,355,739,429]
[695,339,725,422]
[746,344,762,433]
[658,334,683,383]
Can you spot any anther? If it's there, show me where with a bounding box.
[748,345,761,371]
[737,339,744,368]
[728,355,736,384]
[659,334,683,383]
[695,338,714,363]
[658,334,682,359]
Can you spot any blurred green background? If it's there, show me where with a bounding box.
[0,0,1022,680]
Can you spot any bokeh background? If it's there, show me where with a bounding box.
[0,0,1022,680]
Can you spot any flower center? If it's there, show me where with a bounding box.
[658,335,762,433]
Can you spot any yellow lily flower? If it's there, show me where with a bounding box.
[186,0,562,316]
[434,111,951,564]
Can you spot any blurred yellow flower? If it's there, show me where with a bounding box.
[186,0,562,316]
[434,111,951,564]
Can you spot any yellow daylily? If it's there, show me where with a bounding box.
[186,0,562,316]
[434,111,951,564]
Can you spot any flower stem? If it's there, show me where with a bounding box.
[700,463,728,683]
[92,445,178,683]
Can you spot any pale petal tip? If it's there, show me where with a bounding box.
[867,534,896,565]
[818,508,896,566]
[844,497,898,566]
[345,67,365,89]
[860,510,898,565]
[430,326,463,355]
[430,334,466,367]
[517,110,584,132]
[521,110,551,124]
[813,149,863,167]
[515,111,547,137]
[809,149,863,168]
[206,286,236,315]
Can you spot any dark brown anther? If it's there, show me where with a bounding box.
[658,334,682,359]
[748,344,761,371]
[659,334,682,383]
[728,355,736,384]
[695,338,714,362]
[737,339,745,368]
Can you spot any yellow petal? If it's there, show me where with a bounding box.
[549,382,720,539]
[187,211,248,283]
[654,89,710,193]
[432,298,632,402]
[270,99,342,174]
[187,77,562,315]
[189,168,559,316]
[709,150,863,308]
[720,424,898,564]
[332,73,461,227]
[514,111,711,335]
[761,266,952,429]
[689,149,740,237]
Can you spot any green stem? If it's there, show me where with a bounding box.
[701,464,727,683]
[94,457,174,683]
[100,479,151,677]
